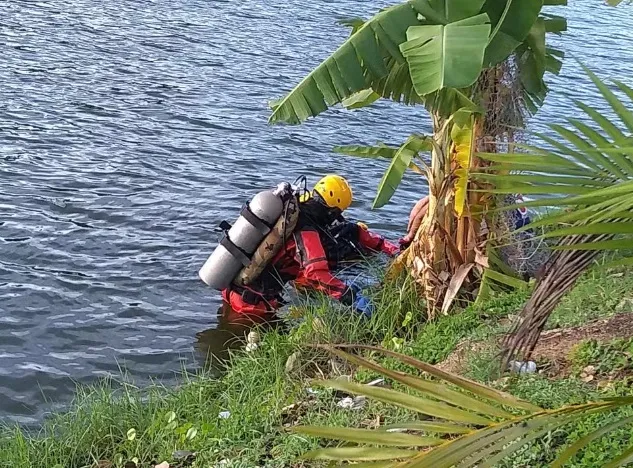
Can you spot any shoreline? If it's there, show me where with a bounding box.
[2,259,633,467]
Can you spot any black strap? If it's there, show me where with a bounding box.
[219,220,232,232]
[220,236,251,266]
[303,256,328,266]
[240,203,274,235]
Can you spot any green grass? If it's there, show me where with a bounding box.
[569,337,633,376]
[3,261,633,467]
[546,260,633,330]
[494,376,633,468]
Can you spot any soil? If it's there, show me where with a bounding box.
[437,313,633,377]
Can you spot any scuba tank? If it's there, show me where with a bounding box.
[198,182,296,290]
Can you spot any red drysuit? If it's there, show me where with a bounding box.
[221,223,398,316]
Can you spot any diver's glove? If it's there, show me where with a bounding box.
[353,294,374,318]
[344,281,374,318]
[398,237,412,251]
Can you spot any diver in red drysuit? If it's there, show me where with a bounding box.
[221,176,398,317]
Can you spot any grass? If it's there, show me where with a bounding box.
[569,337,633,376]
[2,260,633,467]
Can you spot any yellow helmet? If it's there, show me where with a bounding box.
[313,175,353,211]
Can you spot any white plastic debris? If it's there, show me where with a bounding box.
[285,351,301,373]
[508,360,537,373]
[366,378,385,386]
[246,331,260,344]
[337,396,366,410]
[218,411,231,419]
[245,342,259,352]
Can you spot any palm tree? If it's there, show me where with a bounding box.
[471,66,633,366]
[293,345,633,467]
[268,0,567,315]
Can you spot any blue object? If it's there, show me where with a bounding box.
[511,196,533,231]
[352,293,374,318]
[345,280,361,294]
[344,280,374,317]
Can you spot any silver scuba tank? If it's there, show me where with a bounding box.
[198,184,289,290]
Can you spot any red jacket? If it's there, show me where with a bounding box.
[222,223,398,316]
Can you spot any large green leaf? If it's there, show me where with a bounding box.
[545,47,564,74]
[526,17,547,72]
[426,0,487,22]
[424,87,480,118]
[334,142,429,174]
[269,2,422,124]
[379,421,472,434]
[542,13,567,34]
[292,426,443,447]
[400,14,491,96]
[334,144,399,159]
[314,379,495,425]
[342,89,382,109]
[483,0,544,67]
[334,345,542,412]
[327,347,515,419]
[373,135,431,208]
[303,447,417,461]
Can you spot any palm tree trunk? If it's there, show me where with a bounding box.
[500,233,612,369]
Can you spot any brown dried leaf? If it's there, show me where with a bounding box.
[475,250,489,268]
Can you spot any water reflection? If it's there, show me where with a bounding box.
[194,303,285,374]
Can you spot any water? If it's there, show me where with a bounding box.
[1,0,632,424]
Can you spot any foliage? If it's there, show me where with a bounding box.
[269,0,566,210]
[570,337,633,376]
[3,263,633,467]
[477,66,633,255]
[269,0,563,126]
[295,346,633,467]
[477,67,633,365]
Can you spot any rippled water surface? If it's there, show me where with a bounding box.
[1,0,632,423]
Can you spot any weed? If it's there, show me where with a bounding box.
[569,337,633,376]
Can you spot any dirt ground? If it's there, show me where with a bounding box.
[437,313,633,377]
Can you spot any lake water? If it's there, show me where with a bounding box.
[1,0,632,424]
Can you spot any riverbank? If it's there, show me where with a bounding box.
[2,259,633,468]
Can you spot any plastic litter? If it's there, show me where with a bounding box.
[337,396,366,410]
[218,411,231,419]
[508,360,537,373]
[245,342,259,352]
[246,331,260,344]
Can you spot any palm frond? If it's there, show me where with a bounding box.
[474,66,633,365]
[295,346,633,467]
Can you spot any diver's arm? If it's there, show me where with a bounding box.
[357,224,400,257]
[293,229,356,305]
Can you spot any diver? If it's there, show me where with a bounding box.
[199,175,399,318]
